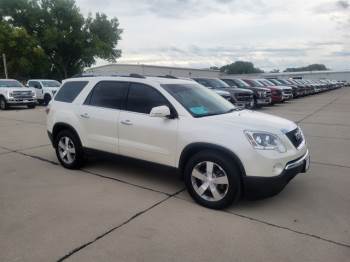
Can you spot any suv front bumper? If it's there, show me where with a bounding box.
[243,150,310,200]
[7,98,36,105]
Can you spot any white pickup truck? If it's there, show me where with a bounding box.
[27,79,61,105]
[0,79,36,110]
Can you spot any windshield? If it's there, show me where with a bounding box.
[259,79,275,86]
[221,79,238,87]
[246,79,264,87]
[0,80,24,88]
[194,78,230,89]
[268,79,281,85]
[162,83,236,118]
[232,79,250,88]
[41,80,61,87]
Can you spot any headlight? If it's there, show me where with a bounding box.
[244,130,287,153]
[8,92,13,97]
[31,91,36,97]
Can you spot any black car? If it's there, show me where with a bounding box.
[193,78,254,108]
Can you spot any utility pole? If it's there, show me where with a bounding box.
[2,53,8,79]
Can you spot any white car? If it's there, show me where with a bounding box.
[0,79,36,110]
[46,76,310,209]
[27,79,61,105]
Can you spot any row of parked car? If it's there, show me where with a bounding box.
[0,79,61,110]
[0,76,344,111]
[191,77,344,109]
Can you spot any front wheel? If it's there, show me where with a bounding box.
[0,97,8,110]
[184,151,241,209]
[55,130,84,169]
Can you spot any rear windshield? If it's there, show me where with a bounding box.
[54,81,88,103]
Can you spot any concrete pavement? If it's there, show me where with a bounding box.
[0,88,349,261]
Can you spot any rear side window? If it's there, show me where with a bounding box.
[55,81,88,103]
[126,83,169,114]
[85,81,129,109]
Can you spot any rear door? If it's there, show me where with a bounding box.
[118,83,178,166]
[78,81,129,153]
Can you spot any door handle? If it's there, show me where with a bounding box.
[80,113,90,119]
[121,120,133,126]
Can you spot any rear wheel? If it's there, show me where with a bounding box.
[0,97,8,110]
[184,151,241,209]
[55,129,84,169]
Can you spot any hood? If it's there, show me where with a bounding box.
[223,87,253,95]
[270,85,292,91]
[213,89,230,96]
[1,87,31,92]
[245,86,270,92]
[206,109,297,133]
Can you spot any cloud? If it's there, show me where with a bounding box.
[76,0,350,71]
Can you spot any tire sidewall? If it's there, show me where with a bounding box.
[55,130,84,169]
[184,151,241,209]
[0,97,7,110]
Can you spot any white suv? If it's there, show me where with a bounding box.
[47,76,310,209]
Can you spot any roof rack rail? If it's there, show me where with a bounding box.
[157,75,178,79]
[128,73,146,78]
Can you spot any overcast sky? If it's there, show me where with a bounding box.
[76,0,350,71]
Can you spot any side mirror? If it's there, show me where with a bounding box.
[150,105,171,118]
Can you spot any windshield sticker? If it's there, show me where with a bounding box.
[190,106,208,115]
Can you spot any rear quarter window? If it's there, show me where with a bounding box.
[54,81,88,103]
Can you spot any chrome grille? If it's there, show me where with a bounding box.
[286,128,304,149]
[12,90,33,99]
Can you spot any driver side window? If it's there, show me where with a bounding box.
[126,83,169,114]
[29,81,41,89]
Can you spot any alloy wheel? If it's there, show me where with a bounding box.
[191,161,229,202]
[58,136,76,165]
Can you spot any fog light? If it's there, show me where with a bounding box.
[273,163,284,176]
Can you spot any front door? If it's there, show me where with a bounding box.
[118,83,178,166]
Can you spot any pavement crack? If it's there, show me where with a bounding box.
[311,161,350,169]
[297,96,340,123]
[225,210,350,249]
[56,188,185,262]
[81,169,176,196]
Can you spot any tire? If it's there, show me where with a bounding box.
[27,104,36,109]
[184,150,241,209]
[0,97,8,110]
[44,94,51,105]
[54,129,84,169]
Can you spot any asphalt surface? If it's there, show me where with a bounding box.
[0,87,349,261]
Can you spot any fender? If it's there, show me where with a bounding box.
[178,142,246,176]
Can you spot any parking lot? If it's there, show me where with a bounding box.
[1,87,350,261]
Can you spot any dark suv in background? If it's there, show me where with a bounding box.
[193,78,254,108]
[220,78,272,108]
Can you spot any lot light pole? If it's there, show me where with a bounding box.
[2,53,8,79]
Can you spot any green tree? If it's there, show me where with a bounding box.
[0,0,122,79]
[284,64,329,72]
[220,61,264,74]
[0,21,51,79]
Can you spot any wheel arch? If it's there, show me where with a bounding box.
[178,142,246,177]
[52,122,82,148]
